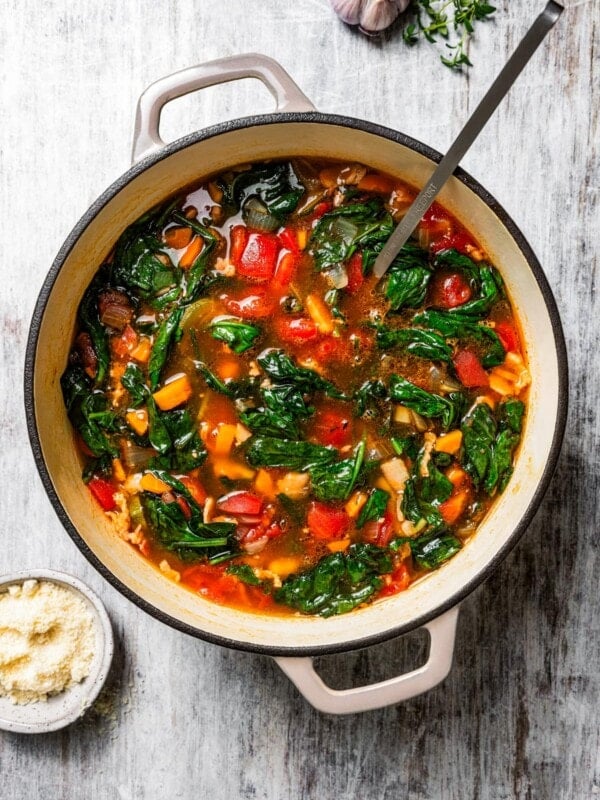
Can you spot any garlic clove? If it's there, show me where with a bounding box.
[330,0,364,26]
[359,0,408,34]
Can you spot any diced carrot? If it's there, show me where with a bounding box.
[326,539,351,553]
[126,408,149,436]
[130,338,151,364]
[305,293,335,334]
[446,465,469,488]
[164,226,193,250]
[267,557,302,577]
[152,374,193,411]
[435,430,463,455]
[254,468,276,499]
[319,166,340,187]
[489,373,513,396]
[439,490,469,525]
[112,458,126,483]
[345,491,368,518]
[141,473,171,494]
[206,423,238,457]
[217,359,241,381]
[357,173,395,194]
[179,236,204,269]
[212,458,255,481]
[296,229,308,250]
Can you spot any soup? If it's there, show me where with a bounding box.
[61,159,529,617]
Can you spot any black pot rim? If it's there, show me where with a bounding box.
[24,111,568,657]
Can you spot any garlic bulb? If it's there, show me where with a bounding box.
[330,0,410,35]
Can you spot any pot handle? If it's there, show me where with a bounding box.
[132,53,316,163]
[274,605,459,715]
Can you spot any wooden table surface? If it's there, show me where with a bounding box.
[1,1,598,797]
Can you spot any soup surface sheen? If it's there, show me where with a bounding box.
[62,159,529,617]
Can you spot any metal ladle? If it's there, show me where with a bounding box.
[373,0,564,280]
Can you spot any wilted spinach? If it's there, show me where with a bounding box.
[209,317,260,354]
[219,162,304,223]
[384,243,432,311]
[374,324,452,362]
[148,307,183,390]
[78,281,110,385]
[245,436,337,471]
[61,367,118,459]
[389,375,465,430]
[309,440,366,503]
[413,309,505,368]
[357,488,390,528]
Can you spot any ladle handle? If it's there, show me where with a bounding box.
[373,0,564,279]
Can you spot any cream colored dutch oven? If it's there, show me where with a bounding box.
[25,55,567,714]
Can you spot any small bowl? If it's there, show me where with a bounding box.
[0,569,114,734]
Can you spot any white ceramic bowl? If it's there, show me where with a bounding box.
[0,570,114,733]
[24,56,567,713]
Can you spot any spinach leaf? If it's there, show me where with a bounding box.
[239,408,301,440]
[461,403,497,485]
[409,531,462,569]
[209,317,260,354]
[226,563,261,586]
[354,379,388,419]
[275,543,392,617]
[309,440,366,503]
[257,349,344,399]
[413,309,505,368]
[309,200,392,271]
[357,488,390,528]
[148,307,184,390]
[221,162,303,221]
[485,429,520,495]
[374,325,452,362]
[121,363,148,407]
[112,231,179,305]
[78,282,110,385]
[391,435,419,461]
[498,398,525,434]
[389,375,465,429]
[245,437,337,471]
[420,461,453,505]
[148,410,207,471]
[449,264,503,318]
[384,243,432,311]
[142,493,237,561]
[60,367,118,458]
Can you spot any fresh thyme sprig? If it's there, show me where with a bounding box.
[402,0,496,70]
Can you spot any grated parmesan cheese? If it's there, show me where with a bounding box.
[0,579,96,705]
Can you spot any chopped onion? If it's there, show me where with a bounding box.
[324,264,348,289]
[243,535,269,555]
[121,441,155,471]
[242,197,280,231]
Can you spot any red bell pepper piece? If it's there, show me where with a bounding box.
[229,225,249,266]
[495,321,519,353]
[272,251,299,290]
[307,502,350,540]
[379,563,411,597]
[275,315,320,345]
[453,349,489,388]
[88,477,117,512]
[217,491,264,516]
[277,227,300,253]
[346,252,364,294]
[236,231,280,282]
[312,201,332,220]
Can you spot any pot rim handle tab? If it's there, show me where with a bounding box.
[132,53,316,163]
[274,605,459,715]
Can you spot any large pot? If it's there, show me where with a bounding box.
[25,55,567,714]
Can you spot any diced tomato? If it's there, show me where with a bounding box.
[420,203,453,235]
[430,272,472,308]
[453,349,489,388]
[362,510,394,547]
[223,288,275,319]
[88,477,117,512]
[314,336,349,364]
[307,502,350,540]
[346,252,365,294]
[182,564,273,609]
[439,490,469,525]
[236,231,280,282]
[275,315,320,345]
[312,201,332,220]
[264,522,283,540]
[495,321,519,353]
[272,251,299,290]
[229,225,249,265]
[380,563,411,597]
[217,491,264,516]
[110,324,138,359]
[429,231,474,255]
[309,407,353,448]
[278,227,300,253]
[179,475,207,506]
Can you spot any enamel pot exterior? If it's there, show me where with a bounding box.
[25,80,567,665]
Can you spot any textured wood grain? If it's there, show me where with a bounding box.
[1,1,599,798]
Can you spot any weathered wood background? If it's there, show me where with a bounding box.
[1,1,598,797]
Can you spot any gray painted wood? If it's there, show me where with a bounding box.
[1,0,598,797]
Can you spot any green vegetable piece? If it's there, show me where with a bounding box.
[413,309,505,368]
[410,532,462,569]
[309,440,366,503]
[461,403,496,485]
[245,436,337,471]
[121,363,148,408]
[209,317,260,354]
[60,367,118,459]
[354,379,388,418]
[374,325,452,362]
[226,564,261,586]
[221,162,304,222]
[384,243,432,311]
[257,349,344,399]
[275,543,392,617]
[357,488,390,528]
[148,307,184,390]
[498,398,525,434]
[389,375,464,429]
[78,282,110,386]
